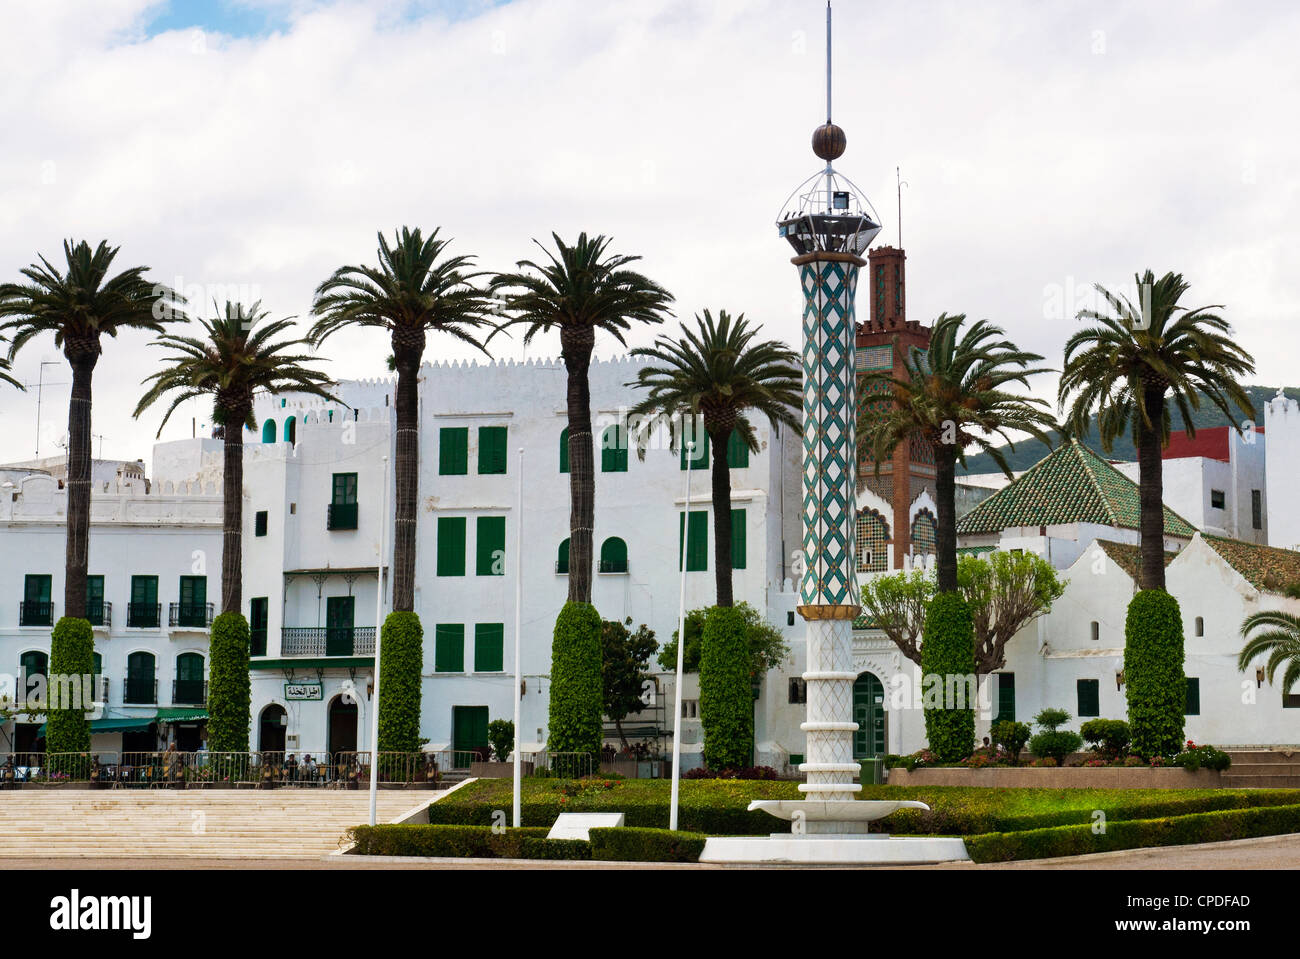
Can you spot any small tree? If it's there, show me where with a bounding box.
[46,618,93,758]
[1027,708,1084,766]
[487,719,515,763]
[601,617,658,751]
[699,606,753,770]
[1080,718,1131,760]
[990,719,1031,765]
[858,569,932,664]
[1125,590,1186,758]
[921,592,976,762]
[656,602,789,676]
[548,601,604,773]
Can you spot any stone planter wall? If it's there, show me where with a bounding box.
[886,766,1224,789]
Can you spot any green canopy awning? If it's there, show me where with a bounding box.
[37,715,156,735]
[156,708,207,723]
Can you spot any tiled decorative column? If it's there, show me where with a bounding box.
[796,251,865,805]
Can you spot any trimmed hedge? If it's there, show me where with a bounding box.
[347,824,553,857]
[520,837,593,860]
[966,802,1300,863]
[1125,590,1186,758]
[46,617,94,756]
[207,612,251,753]
[547,602,604,771]
[378,611,423,753]
[699,605,753,771]
[590,827,707,862]
[920,592,976,762]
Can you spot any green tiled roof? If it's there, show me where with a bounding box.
[1093,539,1177,580]
[957,545,996,557]
[1203,536,1300,593]
[956,440,1196,538]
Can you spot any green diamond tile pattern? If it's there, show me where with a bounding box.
[799,260,863,610]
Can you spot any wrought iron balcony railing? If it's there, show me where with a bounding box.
[281,627,376,657]
[19,601,54,627]
[169,603,214,629]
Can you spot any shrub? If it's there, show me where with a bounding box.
[886,749,938,772]
[682,766,779,780]
[1080,719,1131,760]
[487,719,515,762]
[1173,741,1231,772]
[347,824,552,858]
[547,602,604,768]
[1125,590,1186,758]
[519,837,593,860]
[699,606,753,771]
[207,612,251,753]
[46,617,94,757]
[920,592,976,762]
[589,827,707,863]
[1027,707,1083,766]
[990,720,1032,765]
[378,612,423,753]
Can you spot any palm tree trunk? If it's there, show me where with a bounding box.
[934,439,958,593]
[221,401,249,615]
[63,346,99,621]
[561,328,596,604]
[1136,387,1167,591]
[392,343,422,612]
[707,425,734,608]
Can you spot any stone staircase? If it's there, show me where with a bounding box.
[0,790,426,858]
[1223,750,1300,789]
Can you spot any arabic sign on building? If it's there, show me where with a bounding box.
[284,682,323,702]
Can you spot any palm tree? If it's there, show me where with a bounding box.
[134,302,338,614]
[310,227,494,612]
[627,310,800,606]
[1239,610,1300,697]
[1059,271,1255,590]
[0,240,179,620]
[0,348,21,391]
[861,313,1055,593]
[491,233,675,603]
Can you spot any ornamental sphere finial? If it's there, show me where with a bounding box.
[812,123,847,161]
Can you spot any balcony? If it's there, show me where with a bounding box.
[173,679,208,706]
[281,626,376,658]
[169,603,214,629]
[327,502,358,531]
[127,603,161,629]
[87,600,112,628]
[598,560,629,574]
[123,677,157,705]
[19,601,54,627]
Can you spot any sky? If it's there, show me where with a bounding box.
[0,0,1297,469]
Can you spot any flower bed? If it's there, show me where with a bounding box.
[886,766,1223,789]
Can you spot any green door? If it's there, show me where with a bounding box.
[86,575,105,626]
[23,575,52,625]
[452,706,489,769]
[852,672,886,760]
[326,596,355,655]
[179,576,207,626]
[126,652,156,704]
[130,576,159,627]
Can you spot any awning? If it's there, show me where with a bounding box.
[156,708,207,723]
[37,715,157,735]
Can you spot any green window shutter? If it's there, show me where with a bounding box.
[180,576,207,607]
[437,517,467,576]
[478,426,508,475]
[726,430,750,469]
[557,539,570,574]
[1185,678,1200,716]
[679,511,708,572]
[440,428,469,476]
[1077,679,1100,718]
[681,432,710,471]
[254,511,268,537]
[131,576,158,606]
[86,575,104,604]
[24,574,51,605]
[995,673,1015,724]
[474,623,505,672]
[559,428,570,474]
[730,509,747,570]
[435,624,465,673]
[476,516,506,576]
[601,426,628,473]
[249,598,269,657]
[600,537,628,573]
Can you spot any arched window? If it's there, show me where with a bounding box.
[601,426,628,473]
[556,538,570,575]
[125,652,156,705]
[262,419,277,444]
[19,650,47,680]
[175,652,206,705]
[559,428,570,474]
[285,416,296,446]
[600,537,628,574]
[1194,616,1204,637]
[911,509,937,558]
[854,509,890,573]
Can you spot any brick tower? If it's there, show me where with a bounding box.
[855,245,934,569]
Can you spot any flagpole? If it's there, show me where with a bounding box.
[368,452,389,827]
[512,447,524,828]
[670,436,696,832]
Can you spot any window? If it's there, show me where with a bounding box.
[440,427,469,475]
[437,518,467,577]
[788,678,807,704]
[129,576,159,628]
[855,509,890,573]
[21,574,52,626]
[1211,489,1225,510]
[1283,692,1300,709]
[601,426,628,473]
[285,416,296,446]
[1077,678,1100,718]
[249,598,269,657]
[725,430,749,469]
[474,623,505,673]
[262,420,277,444]
[730,509,747,570]
[1253,490,1263,530]
[329,473,358,530]
[994,673,1015,723]
[1090,621,1100,642]
[478,426,508,475]
[559,428,570,474]
[125,651,156,704]
[86,575,105,627]
[19,650,47,681]
[325,596,355,655]
[787,611,795,626]
[1194,616,1204,637]
[681,432,710,471]
[600,537,628,574]
[1185,678,1200,715]
[911,510,937,557]
[680,699,699,719]
[177,576,208,627]
[254,511,268,537]
[175,652,206,705]
[477,516,506,576]
[435,624,465,673]
[679,511,708,571]
[556,538,570,575]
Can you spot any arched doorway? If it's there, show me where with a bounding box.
[259,704,287,753]
[853,672,886,760]
[328,695,358,757]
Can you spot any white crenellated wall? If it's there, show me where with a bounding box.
[1266,392,1300,550]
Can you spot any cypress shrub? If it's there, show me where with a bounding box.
[547,601,603,772]
[46,617,94,757]
[378,611,424,753]
[1125,590,1186,758]
[208,612,251,752]
[699,605,753,770]
[920,591,976,762]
